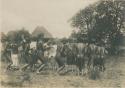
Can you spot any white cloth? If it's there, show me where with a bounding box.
[30,42,37,48]
[11,54,19,67]
[44,45,57,58]
[49,45,57,58]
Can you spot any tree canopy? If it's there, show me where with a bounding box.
[70,0,125,54]
[5,28,31,44]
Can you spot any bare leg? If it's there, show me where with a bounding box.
[36,64,46,73]
[77,69,80,76]
[21,64,29,71]
[71,65,74,73]
[87,59,91,71]
[57,65,65,73]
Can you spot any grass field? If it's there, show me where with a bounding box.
[0,55,125,88]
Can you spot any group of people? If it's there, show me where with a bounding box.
[1,37,108,75]
[54,43,108,75]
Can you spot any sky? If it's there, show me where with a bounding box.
[1,0,98,38]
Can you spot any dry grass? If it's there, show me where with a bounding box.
[0,55,125,88]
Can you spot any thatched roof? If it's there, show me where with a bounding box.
[32,26,53,38]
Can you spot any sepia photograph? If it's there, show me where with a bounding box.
[0,0,125,87]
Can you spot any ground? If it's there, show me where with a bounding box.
[0,55,125,88]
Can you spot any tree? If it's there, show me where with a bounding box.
[6,30,18,43]
[93,0,125,53]
[71,4,95,32]
[60,37,69,44]
[70,30,87,43]
[70,0,125,54]
[6,28,31,44]
[16,28,31,44]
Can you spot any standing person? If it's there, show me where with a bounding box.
[20,35,30,64]
[37,39,44,51]
[8,43,19,70]
[36,34,44,51]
